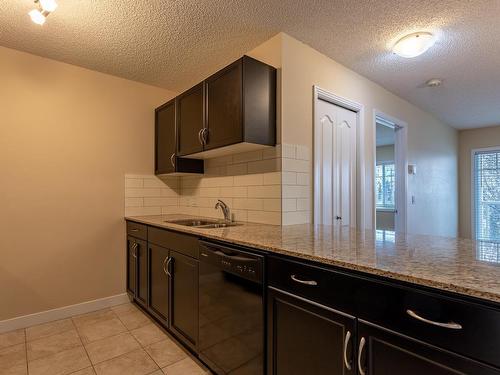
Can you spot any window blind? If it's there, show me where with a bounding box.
[474,150,500,241]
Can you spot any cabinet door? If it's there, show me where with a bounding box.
[205,59,243,150]
[357,321,500,375]
[135,238,148,307]
[155,100,176,174]
[177,83,204,156]
[126,236,137,297]
[169,250,199,349]
[268,287,356,375]
[148,244,170,326]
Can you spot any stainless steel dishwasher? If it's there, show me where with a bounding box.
[198,241,264,375]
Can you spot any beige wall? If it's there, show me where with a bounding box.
[280,33,458,236]
[0,46,174,320]
[459,126,500,238]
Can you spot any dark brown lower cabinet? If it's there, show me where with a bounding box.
[169,250,199,350]
[267,287,356,375]
[126,236,137,297]
[148,244,170,326]
[127,236,148,308]
[357,320,500,375]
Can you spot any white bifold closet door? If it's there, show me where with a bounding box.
[314,99,357,226]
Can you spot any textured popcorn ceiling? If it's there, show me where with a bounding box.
[1,0,499,129]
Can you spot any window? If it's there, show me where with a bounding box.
[376,162,395,209]
[474,149,500,241]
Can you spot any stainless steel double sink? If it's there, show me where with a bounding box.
[165,218,240,229]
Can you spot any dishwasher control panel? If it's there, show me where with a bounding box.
[200,242,263,283]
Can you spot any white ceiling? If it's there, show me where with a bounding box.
[1,0,499,129]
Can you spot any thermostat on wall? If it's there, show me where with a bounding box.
[408,164,416,175]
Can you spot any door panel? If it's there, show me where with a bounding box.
[149,244,169,325]
[268,287,355,375]
[127,236,137,296]
[314,99,357,226]
[155,100,176,174]
[170,250,199,348]
[358,321,500,375]
[136,239,148,307]
[205,60,243,150]
[177,83,204,156]
[336,106,356,226]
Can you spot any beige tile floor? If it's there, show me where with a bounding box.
[0,303,211,375]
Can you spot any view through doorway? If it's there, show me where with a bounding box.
[375,115,407,232]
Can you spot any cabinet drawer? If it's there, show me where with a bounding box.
[268,255,500,369]
[148,226,199,259]
[126,221,147,240]
[267,256,359,316]
[357,278,500,369]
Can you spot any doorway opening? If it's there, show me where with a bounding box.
[374,114,407,232]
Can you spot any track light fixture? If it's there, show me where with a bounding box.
[29,0,58,25]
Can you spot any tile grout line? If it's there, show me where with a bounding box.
[112,307,162,373]
[121,303,191,373]
[24,328,29,375]
[71,316,95,375]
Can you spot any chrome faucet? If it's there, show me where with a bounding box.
[215,199,231,222]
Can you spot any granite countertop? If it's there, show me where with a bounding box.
[126,214,500,304]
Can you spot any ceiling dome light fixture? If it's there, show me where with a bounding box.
[28,0,58,25]
[426,78,443,87]
[392,32,436,58]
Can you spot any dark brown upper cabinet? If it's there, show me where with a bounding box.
[173,56,276,159]
[204,59,243,151]
[155,99,203,175]
[177,83,205,156]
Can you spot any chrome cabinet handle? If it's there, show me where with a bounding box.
[131,243,138,258]
[358,337,366,375]
[130,228,139,232]
[166,257,173,276]
[406,309,462,330]
[170,153,175,168]
[290,274,318,286]
[343,330,352,371]
[198,129,204,145]
[162,256,169,276]
[202,128,208,145]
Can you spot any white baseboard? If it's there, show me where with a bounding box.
[0,293,130,334]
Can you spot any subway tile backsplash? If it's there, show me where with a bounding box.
[125,144,311,225]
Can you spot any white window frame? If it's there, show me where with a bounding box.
[375,161,396,210]
[471,146,500,241]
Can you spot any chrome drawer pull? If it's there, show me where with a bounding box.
[290,274,318,286]
[406,309,462,330]
[343,330,352,370]
[358,337,366,375]
[130,228,139,232]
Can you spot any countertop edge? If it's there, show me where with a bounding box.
[125,216,500,306]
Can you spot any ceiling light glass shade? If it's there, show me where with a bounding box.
[39,0,58,12]
[29,9,46,25]
[392,32,435,58]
